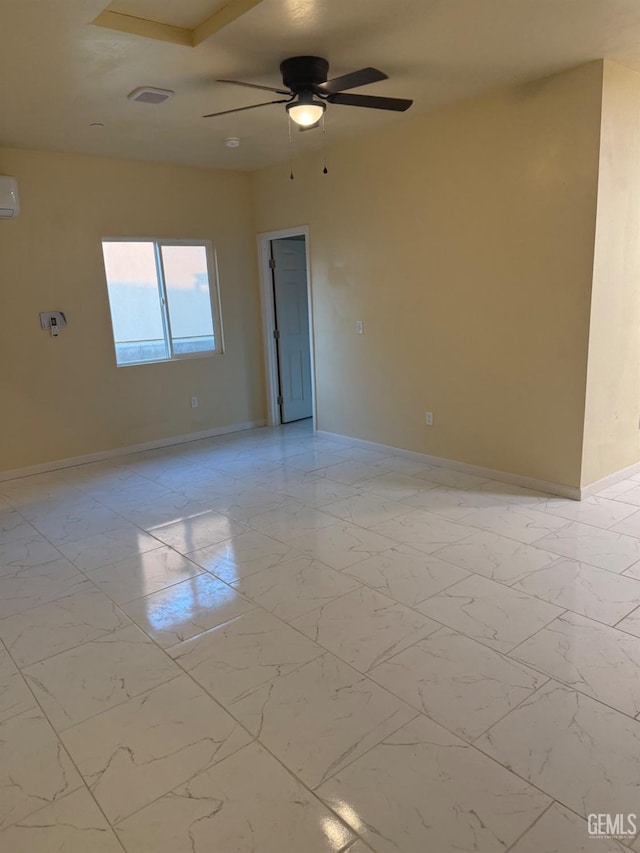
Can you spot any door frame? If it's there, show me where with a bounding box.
[257,225,317,428]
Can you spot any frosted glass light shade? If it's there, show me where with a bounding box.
[287,100,325,127]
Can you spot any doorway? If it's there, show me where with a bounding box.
[257,227,316,427]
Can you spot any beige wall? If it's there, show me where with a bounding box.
[252,63,604,488]
[581,61,640,486]
[0,149,264,472]
[3,61,631,489]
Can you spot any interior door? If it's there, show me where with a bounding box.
[272,238,313,423]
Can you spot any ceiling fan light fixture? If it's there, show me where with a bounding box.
[287,95,325,127]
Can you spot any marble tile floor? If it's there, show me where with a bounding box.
[0,420,639,852]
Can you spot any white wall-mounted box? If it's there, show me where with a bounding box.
[0,177,20,218]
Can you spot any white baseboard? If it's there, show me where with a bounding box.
[0,420,266,483]
[316,430,582,500]
[6,420,634,500]
[580,460,640,499]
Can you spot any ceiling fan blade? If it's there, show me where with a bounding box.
[318,67,388,95]
[327,92,413,111]
[218,79,290,95]
[203,99,289,118]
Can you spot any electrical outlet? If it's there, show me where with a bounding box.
[191,396,198,409]
[425,411,433,426]
[356,320,364,335]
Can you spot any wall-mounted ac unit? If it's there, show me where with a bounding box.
[0,177,20,218]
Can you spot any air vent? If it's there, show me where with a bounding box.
[128,86,175,104]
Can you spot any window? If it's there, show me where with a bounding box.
[101,239,223,366]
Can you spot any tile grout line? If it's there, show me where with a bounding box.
[2,510,639,720]
[6,447,640,598]
[503,799,556,852]
[2,426,640,849]
[612,602,640,629]
[241,494,640,581]
[8,503,640,736]
[81,633,373,849]
[0,637,128,851]
[0,524,369,843]
[177,595,566,814]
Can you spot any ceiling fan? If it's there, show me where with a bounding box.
[203,56,413,128]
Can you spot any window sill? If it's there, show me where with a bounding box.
[115,350,224,368]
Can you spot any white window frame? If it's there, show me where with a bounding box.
[101,237,224,368]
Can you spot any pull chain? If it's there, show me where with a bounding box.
[288,115,294,180]
[322,113,328,174]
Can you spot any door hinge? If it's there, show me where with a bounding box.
[273,329,280,340]
[277,395,284,405]
[269,257,276,269]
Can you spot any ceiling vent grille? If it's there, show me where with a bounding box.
[128,86,175,104]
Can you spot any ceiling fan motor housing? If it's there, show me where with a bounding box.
[280,56,329,93]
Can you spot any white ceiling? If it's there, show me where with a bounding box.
[2,0,640,171]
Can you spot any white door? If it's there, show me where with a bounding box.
[272,238,313,423]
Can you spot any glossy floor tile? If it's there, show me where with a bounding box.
[369,627,546,740]
[617,605,640,639]
[608,484,640,506]
[150,509,247,552]
[0,558,91,619]
[86,546,204,604]
[343,544,469,607]
[375,508,473,553]
[508,802,631,853]
[0,788,123,853]
[229,652,416,788]
[513,557,640,624]
[417,573,564,652]
[0,534,70,572]
[624,560,640,579]
[277,476,363,507]
[415,466,491,489]
[511,611,640,716]
[291,585,440,671]
[0,708,82,830]
[205,485,291,520]
[538,495,639,530]
[24,624,181,729]
[317,714,550,853]
[187,528,298,583]
[534,521,640,573]
[116,743,355,853]
[433,528,558,584]
[0,583,131,666]
[286,522,399,570]
[610,508,640,537]
[121,572,255,648]
[28,502,132,546]
[455,503,570,544]
[400,483,499,519]
[0,647,35,722]
[231,555,360,622]
[1,422,640,851]
[248,502,338,542]
[0,511,39,543]
[476,681,640,817]
[61,674,251,824]
[322,492,414,528]
[58,526,163,571]
[352,470,433,500]
[169,607,324,704]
